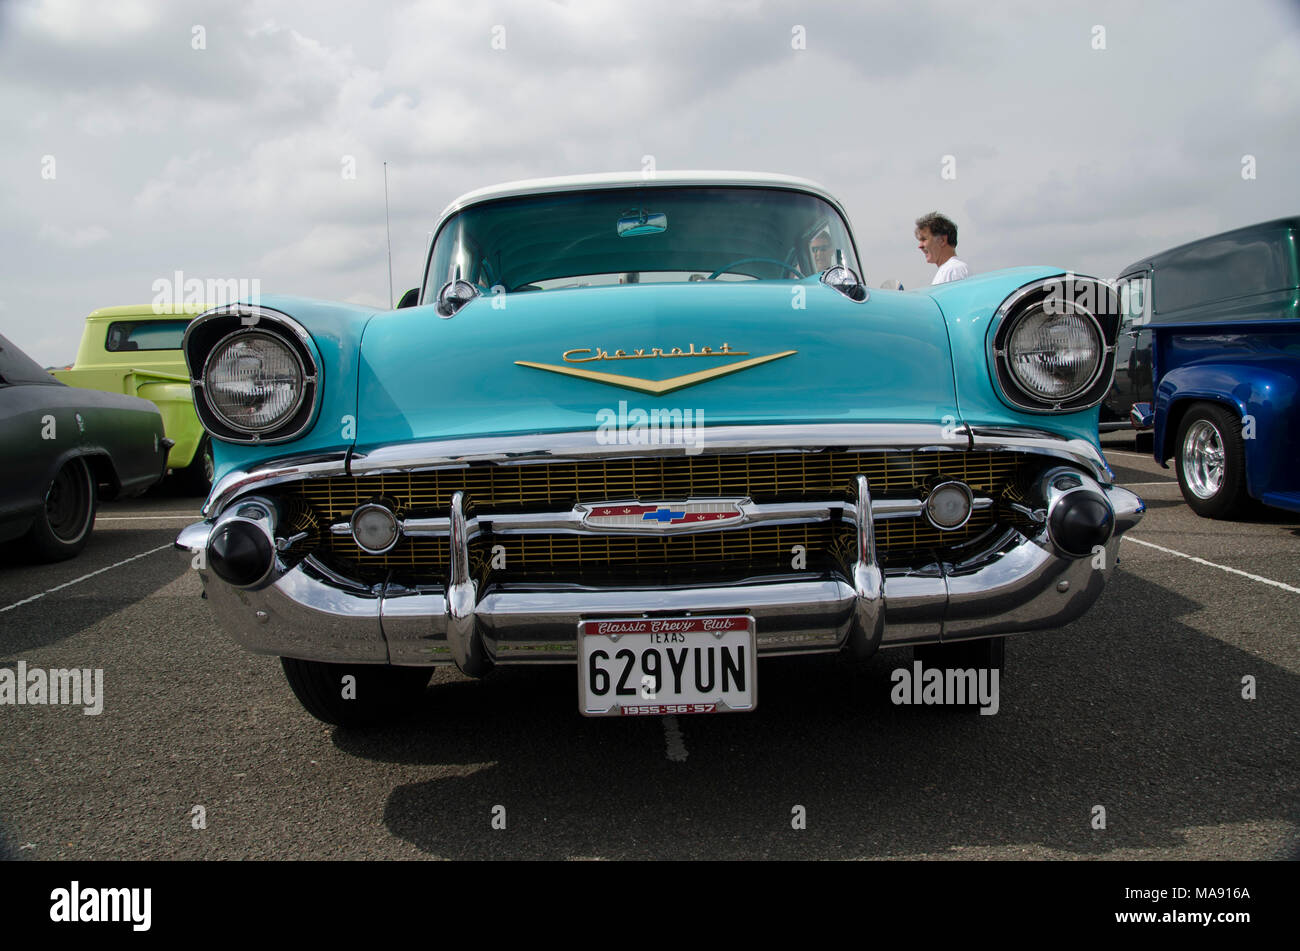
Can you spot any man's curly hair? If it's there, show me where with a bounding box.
[915,212,958,249]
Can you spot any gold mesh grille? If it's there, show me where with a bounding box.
[292,450,1022,518]
[280,450,1021,581]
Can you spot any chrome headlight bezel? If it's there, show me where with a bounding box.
[184,304,322,444]
[201,329,308,435]
[989,276,1119,413]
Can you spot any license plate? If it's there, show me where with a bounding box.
[578,615,757,716]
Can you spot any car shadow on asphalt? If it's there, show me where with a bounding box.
[0,529,187,654]
[324,567,1300,859]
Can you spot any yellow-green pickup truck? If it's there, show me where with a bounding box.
[53,304,213,495]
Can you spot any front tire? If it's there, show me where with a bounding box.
[24,457,97,561]
[912,637,1005,711]
[1174,403,1249,519]
[280,658,433,727]
[175,436,214,497]
[914,637,1005,673]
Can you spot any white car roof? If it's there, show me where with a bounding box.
[435,171,848,226]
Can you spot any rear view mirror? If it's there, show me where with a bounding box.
[617,209,667,237]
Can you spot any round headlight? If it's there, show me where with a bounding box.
[1006,305,1102,402]
[925,481,974,530]
[203,331,305,434]
[351,503,399,555]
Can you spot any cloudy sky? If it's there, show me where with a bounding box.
[2,0,1298,366]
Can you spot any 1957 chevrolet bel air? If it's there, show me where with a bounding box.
[176,172,1144,725]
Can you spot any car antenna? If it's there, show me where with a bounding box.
[384,161,394,309]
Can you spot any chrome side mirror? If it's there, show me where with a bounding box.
[436,280,480,318]
[820,266,868,302]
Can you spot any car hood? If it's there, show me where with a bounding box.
[353,280,957,450]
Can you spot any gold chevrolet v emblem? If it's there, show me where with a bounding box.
[515,350,797,395]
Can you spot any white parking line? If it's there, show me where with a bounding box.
[1106,450,1153,457]
[0,544,173,614]
[1121,481,1177,487]
[663,715,688,762]
[1123,536,1300,594]
[96,515,200,521]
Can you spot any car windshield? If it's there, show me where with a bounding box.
[423,186,859,298]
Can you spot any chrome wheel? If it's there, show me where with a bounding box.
[1181,419,1225,499]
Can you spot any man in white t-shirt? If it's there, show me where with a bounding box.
[915,212,970,284]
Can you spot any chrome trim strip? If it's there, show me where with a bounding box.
[186,303,319,356]
[966,429,1112,482]
[326,495,996,542]
[206,425,1112,513]
[204,452,350,517]
[349,423,963,473]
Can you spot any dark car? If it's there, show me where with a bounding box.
[0,334,170,560]
[1109,217,1299,517]
[1101,216,1300,439]
[1099,264,1155,431]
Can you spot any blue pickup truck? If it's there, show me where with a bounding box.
[1113,217,1300,518]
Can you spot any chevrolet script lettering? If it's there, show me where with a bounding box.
[561,342,747,362]
[515,343,796,395]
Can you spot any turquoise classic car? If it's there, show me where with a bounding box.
[176,172,1144,726]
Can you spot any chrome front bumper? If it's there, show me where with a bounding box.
[177,443,1144,671]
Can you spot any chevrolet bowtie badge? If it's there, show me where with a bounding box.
[578,500,747,532]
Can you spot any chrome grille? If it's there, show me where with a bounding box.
[293,449,1021,512]
[280,450,1024,581]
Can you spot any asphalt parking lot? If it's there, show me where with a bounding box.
[1,433,1297,860]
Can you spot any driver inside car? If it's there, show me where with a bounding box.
[809,230,835,273]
